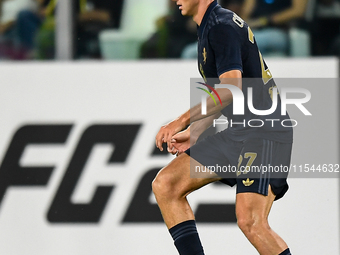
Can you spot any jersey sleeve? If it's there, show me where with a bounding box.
[208,23,243,76]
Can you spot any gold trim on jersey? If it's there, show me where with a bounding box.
[200,63,207,83]
[203,48,207,64]
[269,85,279,101]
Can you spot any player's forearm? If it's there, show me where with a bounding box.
[186,87,233,124]
[178,71,242,128]
[189,112,222,142]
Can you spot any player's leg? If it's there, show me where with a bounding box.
[152,153,221,255]
[235,139,292,255]
[153,131,239,255]
[152,153,220,228]
[152,130,238,228]
[235,186,290,255]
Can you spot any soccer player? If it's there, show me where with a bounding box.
[153,0,293,255]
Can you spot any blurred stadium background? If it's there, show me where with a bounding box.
[0,0,338,254]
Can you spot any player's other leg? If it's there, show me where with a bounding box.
[236,186,291,255]
[235,138,292,254]
[152,153,221,255]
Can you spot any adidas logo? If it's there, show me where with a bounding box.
[242,178,254,187]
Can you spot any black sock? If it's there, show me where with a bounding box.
[169,220,204,255]
[279,248,291,255]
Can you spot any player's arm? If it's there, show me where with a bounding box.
[156,24,242,152]
[189,112,222,142]
[155,112,220,154]
[187,70,242,124]
[169,69,242,155]
[186,23,243,124]
[155,70,242,152]
[168,112,222,155]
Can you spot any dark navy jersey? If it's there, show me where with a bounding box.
[197,1,293,143]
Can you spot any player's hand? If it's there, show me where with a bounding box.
[169,129,191,156]
[155,119,186,152]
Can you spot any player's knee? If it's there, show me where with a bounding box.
[237,216,255,235]
[152,166,177,198]
[237,215,270,237]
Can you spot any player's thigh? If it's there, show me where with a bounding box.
[235,184,276,223]
[188,131,242,182]
[153,153,222,197]
[236,139,292,200]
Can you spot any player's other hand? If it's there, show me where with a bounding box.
[170,128,191,156]
[155,119,186,152]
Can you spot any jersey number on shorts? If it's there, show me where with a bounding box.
[237,152,257,177]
